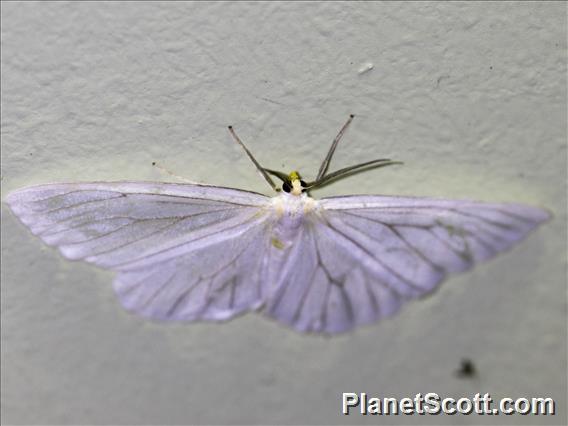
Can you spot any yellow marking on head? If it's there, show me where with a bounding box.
[271,237,285,249]
[288,171,301,181]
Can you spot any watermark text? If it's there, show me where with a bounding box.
[342,392,555,416]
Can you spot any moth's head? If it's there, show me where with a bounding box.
[282,171,307,196]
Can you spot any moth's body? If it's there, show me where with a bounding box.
[267,171,319,249]
[264,192,317,299]
[5,116,550,334]
[271,191,318,221]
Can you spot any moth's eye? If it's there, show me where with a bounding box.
[300,180,307,188]
[282,182,291,193]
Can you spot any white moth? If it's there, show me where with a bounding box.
[6,116,549,334]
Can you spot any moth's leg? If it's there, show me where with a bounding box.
[152,161,202,184]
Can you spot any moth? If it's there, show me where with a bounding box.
[6,115,549,334]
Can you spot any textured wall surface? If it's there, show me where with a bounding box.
[1,2,566,425]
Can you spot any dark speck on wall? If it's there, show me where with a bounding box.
[455,359,476,378]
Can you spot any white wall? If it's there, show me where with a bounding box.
[2,2,566,424]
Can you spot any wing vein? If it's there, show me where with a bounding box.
[338,204,519,230]
[168,221,264,317]
[139,269,178,310]
[324,217,425,293]
[25,188,266,208]
[338,211,445,272]
[291,229,320,325]
[92,211,265,267]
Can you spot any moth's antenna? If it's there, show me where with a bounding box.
[316,114,355,182]
[228,125,279,192]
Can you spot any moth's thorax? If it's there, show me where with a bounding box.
[269,192,318,252]
[271,192,318,225]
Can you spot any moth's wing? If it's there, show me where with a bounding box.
[113,215,271,321]
[264,195,549,334]
[263,219,404,334]
[6,182,274,320]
